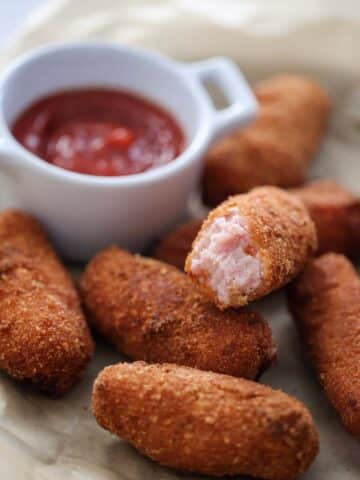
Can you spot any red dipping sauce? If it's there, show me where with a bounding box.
[12,89,184,176]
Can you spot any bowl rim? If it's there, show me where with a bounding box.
[0,41,213,188]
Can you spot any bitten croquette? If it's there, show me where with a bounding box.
[0,210,94,396]
[186,186,317,309]
[81,246,276,379]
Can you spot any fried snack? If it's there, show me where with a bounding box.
[291,179,360,257]
[288,253,360,437]
[93,361,319,479]
[152,218,203,269]
[81,246,276,379]
[0,210,94,396]
[186,186,317,309]
[203,74,331,206]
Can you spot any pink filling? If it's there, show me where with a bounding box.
[190,210,261,303]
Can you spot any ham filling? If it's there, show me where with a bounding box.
[189,210,261,303]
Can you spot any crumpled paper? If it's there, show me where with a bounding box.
[0,1,359,479]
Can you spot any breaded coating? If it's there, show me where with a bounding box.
[288,253,360,437]
[81,246,276,379]
[186,186,317,309]
[0,210,94,396]
[203,74,331,206]
[152,218,203,269]
[93,361,319,479]
[291,179,360,257]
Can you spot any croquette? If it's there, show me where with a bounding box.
[203,74,331,206]
[288,253,360,437]
[291,179,360,257]
[81,246,276,379]
[0,210,94,396]
[186,186,317,309]
[152,218,203,269]
[92,361,319,480]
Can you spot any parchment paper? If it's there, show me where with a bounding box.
[0,1,359,479]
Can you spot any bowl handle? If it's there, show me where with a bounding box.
[185,57,258,140]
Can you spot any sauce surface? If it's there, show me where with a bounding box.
[12,89,184,176]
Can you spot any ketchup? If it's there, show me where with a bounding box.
[12,89,184,176]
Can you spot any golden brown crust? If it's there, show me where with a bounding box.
[203,74,331,206]
[291,179,360,257]
[92,361,319,479]
[0,210,94,396]
[81,246,276,379]
[186,186,317,309]
[288,253,360,437]
[152,219,203,269]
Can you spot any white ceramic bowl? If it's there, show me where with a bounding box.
[0,42,257,261]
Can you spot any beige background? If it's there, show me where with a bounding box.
[0,1,359,479]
